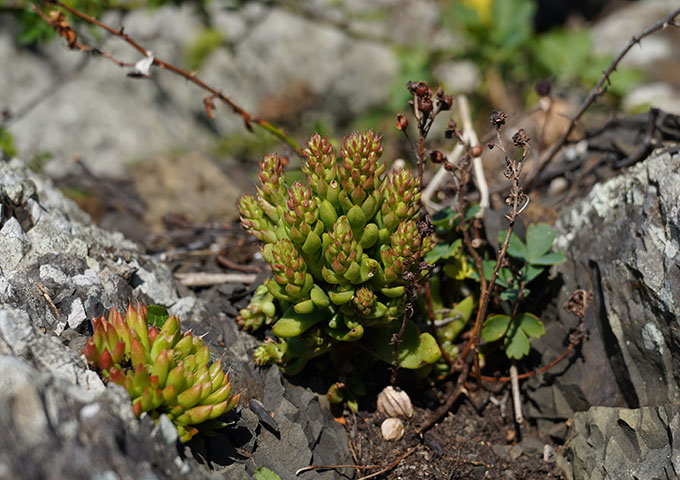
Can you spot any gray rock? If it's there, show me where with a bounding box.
[526,150,680,431]
[0,217,30,274]
[565,404,680,480]
[0,158,352,478]
[2,1,410,179]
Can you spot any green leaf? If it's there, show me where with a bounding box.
[364,322,441,368]
[500,287,521,302]
[272,306,328,338]
[147,305,169,328]
[505,327,530,359]
[499,230,528,262]
[254,466,282,480]
[482,314,510,342]
[465,204,481,221]
[517,312,544,338]
[482,260,512,288]
[530,251,566,266]
[425,239,463,263]
[521,264,544,283]
[525,223,556,262]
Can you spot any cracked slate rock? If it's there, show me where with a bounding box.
[565,405,680,480]
[525,150,680,436]
[0,157,352,479]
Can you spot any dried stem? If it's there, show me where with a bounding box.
[456,133,528,380]
[34,0,302,154]
[526,6,680,190]
[295,447,416,478]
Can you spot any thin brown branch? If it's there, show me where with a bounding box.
[35,0,302,155]
[174,272,257,286]
[295,447,416,478]
[526,6,680,191]
[36,281,60,319]
[457,136,527,372]
[417,363,469,434]
[470,289,590,383]
[216,255,262,274]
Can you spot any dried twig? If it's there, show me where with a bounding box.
[295,447,416,478]
[33,0,302,154]
[457,95,489,215]
[174,272,257,287]
[509,364,523,427]
[456,116,529,383]
[36,281,60,318]
[526,6,680,190]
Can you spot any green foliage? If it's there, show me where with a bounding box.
[185,27,224,71]
[482,312,544,359]
[426,213,564,363]
[82,303,239,442]
[0,127,17,158]
[440,0,642,97]
[254,467,281,480]
[236,131,441,376]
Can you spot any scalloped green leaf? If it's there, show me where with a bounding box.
[530,251,566,266]
[482,314,510,342]
[526,222,557,262]
[517,312,544,338]
[505,327,530,359]
[425,239,463,263]
[254,466,281,480]
[521,264,544,283]
[499,230,527,262]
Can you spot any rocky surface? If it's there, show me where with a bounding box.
[0,0,405,179]
[523,149,680,454]
[565,405,680,480]
[0,156,352,479]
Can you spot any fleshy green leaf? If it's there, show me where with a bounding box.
[526,223,557,262]
[272,306,327,338]
[147,305,169,328]
[517,312,544,338]
[364,322,441,368]
[482,315,510,342]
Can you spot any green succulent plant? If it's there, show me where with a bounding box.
[237,131,441,374]
[82,303,239,443]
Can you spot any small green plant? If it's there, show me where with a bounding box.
[425,214,565,365]
[0,127,17,158]
[82,303,239,443]
[237,131,441,377]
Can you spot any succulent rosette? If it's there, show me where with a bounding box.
[236,131,441,375]
[82,303,239,442]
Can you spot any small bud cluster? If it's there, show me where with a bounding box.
[237,131,440,374]
[82,303,239,442]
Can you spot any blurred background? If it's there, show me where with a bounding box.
[1,0,679,244]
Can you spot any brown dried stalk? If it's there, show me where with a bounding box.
[34,0,302,154]
[526,6,680,191]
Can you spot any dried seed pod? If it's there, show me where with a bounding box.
[377,386,413,419]
[381,417,405,441]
